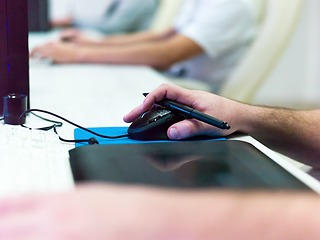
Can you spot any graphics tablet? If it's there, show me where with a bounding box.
[69,140,313,191]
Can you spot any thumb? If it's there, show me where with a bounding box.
[167,119,203,140]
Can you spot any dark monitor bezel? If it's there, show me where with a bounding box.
[0,0,30,116]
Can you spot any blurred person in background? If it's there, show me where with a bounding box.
[49,0,159,34]
[32,0,257,93]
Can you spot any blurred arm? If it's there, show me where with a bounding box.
[76,33,203,69]
[31,33,203,70]
[98,28,176,45]
[60,28,176,46]
[0,184,320,239]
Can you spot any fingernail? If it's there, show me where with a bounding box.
[169,128,179,140]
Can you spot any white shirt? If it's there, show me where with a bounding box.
[167,0,257,93]
[50,0,159,33]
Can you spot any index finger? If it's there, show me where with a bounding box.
[123,83,196,123]
[30,42,55,57]
[141,83,197,112]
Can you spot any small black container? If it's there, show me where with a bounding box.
[3,93,27,125]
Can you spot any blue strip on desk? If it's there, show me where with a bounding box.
[74,127,226,148]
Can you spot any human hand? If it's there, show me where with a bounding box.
[30,42,83,64]
[124,83,251,140]
[60,28,98,45]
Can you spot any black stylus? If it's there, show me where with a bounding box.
[143,93,231,130]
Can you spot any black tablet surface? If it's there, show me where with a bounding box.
[69,140,312,190]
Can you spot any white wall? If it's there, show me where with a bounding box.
[253,0,320,109]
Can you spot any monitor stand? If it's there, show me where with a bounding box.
[0,0,30,117]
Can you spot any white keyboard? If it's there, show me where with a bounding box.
[0,124,74,197]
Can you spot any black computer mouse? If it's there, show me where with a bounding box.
[128,107,185,140]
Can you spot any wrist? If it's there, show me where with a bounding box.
[75,48,95,63]
[236,104,265,135]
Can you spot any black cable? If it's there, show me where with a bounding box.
[52,125,100,145]
[30,111,63,127]
[19,109,129,144]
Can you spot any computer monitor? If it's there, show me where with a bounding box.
[0,0,30,117]
[28,0,50,32]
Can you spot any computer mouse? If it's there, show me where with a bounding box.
[128,107,185,140]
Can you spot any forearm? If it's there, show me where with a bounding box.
[76,43,172,69]
[77,35,202,69]
[97,29,176,46]
[146,189,320,240]
[241,107,320,166]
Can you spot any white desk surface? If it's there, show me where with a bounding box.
[9,33,320,195]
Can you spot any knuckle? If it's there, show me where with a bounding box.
[180,120,196,137]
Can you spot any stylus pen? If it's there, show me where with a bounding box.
[143,93,231,130]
